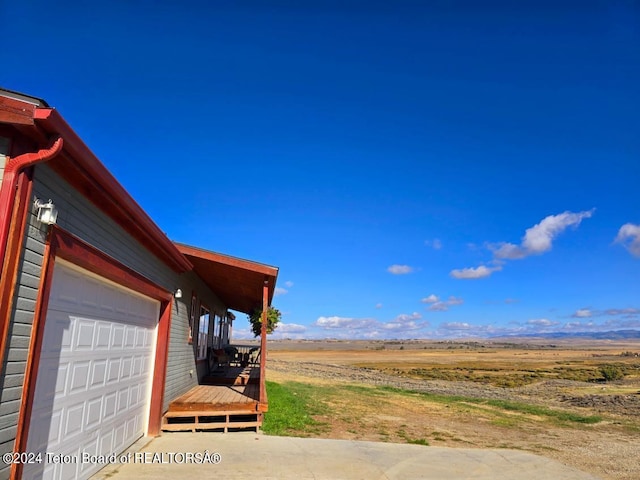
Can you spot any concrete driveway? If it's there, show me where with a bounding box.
[93,432,600,480]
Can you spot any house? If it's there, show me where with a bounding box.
[0,88,278,480]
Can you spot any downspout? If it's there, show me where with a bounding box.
[0,136,63,381]
[0,135,63,273]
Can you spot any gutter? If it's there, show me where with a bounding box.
[0,136,63,271]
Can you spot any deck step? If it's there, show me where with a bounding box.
[162,411,262,433]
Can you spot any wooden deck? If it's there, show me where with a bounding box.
[202,365,260,386]
[161,366,265,432]
[168,384,259,412]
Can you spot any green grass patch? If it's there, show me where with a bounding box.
[263,379,603,441]
[262,381,329,436]
[407,438,430,446]
[378,386,602,425]
[480,398,602,424]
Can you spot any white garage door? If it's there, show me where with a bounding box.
[24,260,160,480]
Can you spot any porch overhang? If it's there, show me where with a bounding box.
[175,243,279,315]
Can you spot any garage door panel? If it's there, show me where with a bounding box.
[124,327,136,347]
[38,312,72,357]
[85,397,102,428]
[111,324,124,348]
[107,358,120,383]
[113,423,125,450]
[48,408,63,445]
[69,361,90,393]
[99,430,113,456]
[132,356,143,376]
[120,356,132,379]
[95,323,111,349]
[103,391,117,419]
[75,320,95,350]
[64,402,84,438]
[91,359,107,387]
[25,262,160,480]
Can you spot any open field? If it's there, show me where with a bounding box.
[265,339,640,480]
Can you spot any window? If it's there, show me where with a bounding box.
[197,305,210,360]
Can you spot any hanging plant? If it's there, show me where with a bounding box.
[248,306,281,337]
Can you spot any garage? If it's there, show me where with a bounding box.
[23,260,160,480]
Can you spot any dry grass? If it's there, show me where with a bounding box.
[265,339,640,480]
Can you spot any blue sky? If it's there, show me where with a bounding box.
[3,1,639,339]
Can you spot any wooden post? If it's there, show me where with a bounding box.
[259,279,268,407]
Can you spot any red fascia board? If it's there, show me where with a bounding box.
[175,242,279,278]
[33,108,192,273]
[0,95,36,125]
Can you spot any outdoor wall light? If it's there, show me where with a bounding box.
[34,199,58,226]
[174,288,183,299]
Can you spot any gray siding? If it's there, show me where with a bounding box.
[0,164,225,477]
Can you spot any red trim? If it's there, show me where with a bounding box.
[147,299,171,436]
[12,228,56,480]
[0,95,37,125]
[1,95,191,274]
[48,227,170,302]
[0,136,63,276]
[0,171,34,415]
[175,243,278,277]
[259,280,268,410]
[14,227,173,462]
[33,108,192,273]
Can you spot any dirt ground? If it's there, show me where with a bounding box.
[265,339,640,480]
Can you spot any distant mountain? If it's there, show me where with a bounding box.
[505,330,640,340]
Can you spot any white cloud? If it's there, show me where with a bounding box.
[425,239,442,250]
[490,242,528,260]
[453,210,594,281]
[394,312,423,323]
[504,298,519,304]
[447,296,464,306]
[569,307,639,319]
[605,308,640,317]
[268,322,309,340]
[313,313,428,337]
[572,308,593,318]
[375,303,383,309]
[565,317,640,331]
[382,312,426,331]
[440,322,473,330]
[614,223,640,257]
[428,302,449,312]
[274,287,288,296]
[450,265,501,279]
[284,281,294,288]
[387,264,414,274]
[526,318,558,327]
[314,316,377,329]
[426,295,464,312]
[492,209,595,260]
[421,294,439,304]
[276,323,307,333]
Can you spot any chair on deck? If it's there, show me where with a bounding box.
[208,347,230,372]
[224,346,240,366]
[249,346,260,365]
